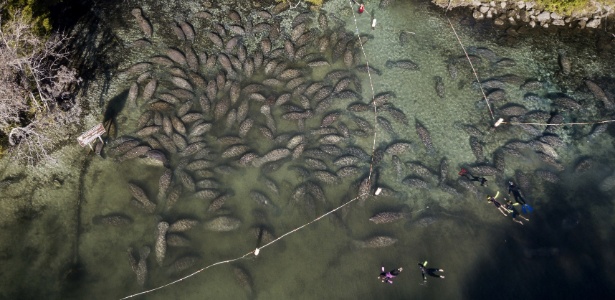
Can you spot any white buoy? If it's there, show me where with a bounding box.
[371,18,377,30]
[494,118,504,127]
[254,248,260,256]
[375,187,382,195]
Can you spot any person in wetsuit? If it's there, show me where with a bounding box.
[459,168,488,186]
[505,199,530,225]
[418,262,444,282]
[378,267,403,284]
[508,181,526,205]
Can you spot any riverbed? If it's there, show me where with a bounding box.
[0,0,614,299]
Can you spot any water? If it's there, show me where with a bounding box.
[0,0,614,299]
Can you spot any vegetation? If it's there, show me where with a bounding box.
[0,8,80,165]
[1,0,63,35]
[534,0,592,14]
[433,0,615,16]
[275,0,326,8]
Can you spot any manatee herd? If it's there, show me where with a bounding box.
[88,0,614,296]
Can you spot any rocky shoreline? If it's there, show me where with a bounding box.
[431,0,615,30]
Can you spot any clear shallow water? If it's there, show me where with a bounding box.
[1,0,614,299]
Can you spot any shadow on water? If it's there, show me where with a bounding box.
[461,175,615,300]
[102,89,129,138]
[50,0,125,109]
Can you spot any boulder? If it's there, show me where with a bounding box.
[553,19,565,26]
[586,18,601,28]
[536,11,551,22]
[517,1,525,9]
[473,10,485,20]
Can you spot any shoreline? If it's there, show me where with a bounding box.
[430,0,615,30]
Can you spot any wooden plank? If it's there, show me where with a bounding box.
[77,123,106,147]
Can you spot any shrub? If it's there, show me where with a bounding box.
[0,9,81,165]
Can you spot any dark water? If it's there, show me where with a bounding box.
[0,0,614,299]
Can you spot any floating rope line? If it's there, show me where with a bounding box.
[502,119,615,127]
[121,2,383,299]
[445,17,495,121]
[443,1,494,120]
[120,195,370,300]
[347,0,379,183]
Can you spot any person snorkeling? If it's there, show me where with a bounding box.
[507,181,534,213]
[458,168,488,186]
[504,198,530,225]
[378,266,403,284]
[487,191,509,216]
[507,181,526,204]
[418,261,444,282]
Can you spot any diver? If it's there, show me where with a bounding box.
[507,181,526,204]
[458,168,488,186]
[378,266,403,284]
[487,192,509,216]
[418,261,444,282]
[505,198,530,225]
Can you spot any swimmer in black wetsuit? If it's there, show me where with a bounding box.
[418,261,444,282]
[458,168,488,186]
[508,181,526,205]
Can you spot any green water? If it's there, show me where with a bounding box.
[0,0,614,299]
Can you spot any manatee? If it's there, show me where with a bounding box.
[469,136,484,162]
[204,216,241,232]
[131,8,153,38]
[585,80,614,110]
[369,211,410,224]
[415,119,435,154]
[207,194,231,212]
[93,214,133,226]
[168,255,200,275]
[168,219,199,233]
[434,76,445,98]
[385,59,419,70]
[535,170,559,183]
[155,222,169,266]
[353,236,398,248]
[136,246,150,287]
[401,177,429,189]
[558,49,571,75]
[233,266,254,295]
[128,183,156,213]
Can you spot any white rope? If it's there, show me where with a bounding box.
[503,119,615,126]
[120,2,383,299]
[348,0,379,182]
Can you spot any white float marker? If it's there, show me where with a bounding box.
[371,18,377,30]
[494,118,504,127]
[375,187,382,195]
[254,248,260,256]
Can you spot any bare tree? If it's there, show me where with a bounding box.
[0,10,81,165]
